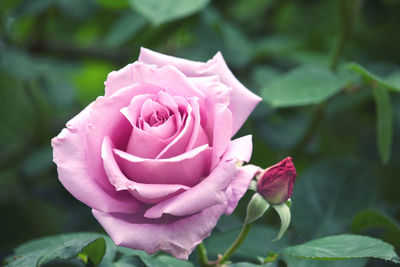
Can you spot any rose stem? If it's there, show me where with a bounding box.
[197,242,211,267]
[218,222,253,265]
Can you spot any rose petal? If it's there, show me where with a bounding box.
[104,63,135,97]
[142,135,254,218]
[139,47,207,76]
[130,61,204,99]
[155,97,194,159]
[120,93,155,127]
[52,105,142,213]
[143,158,236,219]
[205,52,262,134]
[102,136,190,204]
[223,134,253,163]
[155,91,183,127]
[201,82,233,169]
[224,164,260,214]
[186,97,209,150]
[114,143,212,187]
[92,203,227,260]
[86,84,160,188]
[140,98,170,122]
[142,114,177,140]
[138,47,262,135]
[188,75,220,90]
[222,134,258,214]
[128,125,171,159]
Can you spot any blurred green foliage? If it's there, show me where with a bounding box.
[1,0,400,266]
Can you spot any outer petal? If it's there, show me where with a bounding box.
[130,62,204,99]
[188,75,220,90]
[223,134,253,162]
[138,47,262,135]
[52,105,142,213]
[92,203,227,260]
[205,52,262,135]
[224,164,259,214]
[143,159,236,219]
[222,135,258,214]
[104,64,135,97]
[143,135,253,219]
[139,47,206,76]
[202,82,233,169]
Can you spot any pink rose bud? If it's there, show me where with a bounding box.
[256,157,297,205]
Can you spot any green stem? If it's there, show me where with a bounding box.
[330,0,348,71]
[197,242,211,267]
[330,0,364,71]
[218,223,253,265]
[293,0,364,157]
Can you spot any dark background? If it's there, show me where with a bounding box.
[1,0,400,266]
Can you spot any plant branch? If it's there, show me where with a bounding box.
[28,40,131,64]
[218,223,253,265]
[198,242,212,267]
[294,0,365,157]
[330,0,365,71]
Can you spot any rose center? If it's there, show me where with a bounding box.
[148,109,169,127]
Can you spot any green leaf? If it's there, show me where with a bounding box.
[128,0,210,26]
[96,0,129,9]
[291,158,377,240]
[251,65,281,89]
[257,110,311,149]
[244,193,270,225]
[351,210,400,248]
[229,263,270,267]
[116,247,194,267]
[387,71,400,87]
[218,23,254,68]
[108,255,145,267]
[352,210,400,234]
[150,255,194,267]
[216,214,242,232]
[104,12,147,48]
[346,62,400,92]
[5,233,106,267]
[271,203,291,241]
[283,256,367,267]
[280,234,400,263]
[80,238,106,266]
[261,65,348,108]
[13,0,53,17]
[372,86,393,164]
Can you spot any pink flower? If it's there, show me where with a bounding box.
[52,48,261,259]
[256,157,297,205]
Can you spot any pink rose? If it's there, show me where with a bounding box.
[52,48,261,259]
[256,157,297,205]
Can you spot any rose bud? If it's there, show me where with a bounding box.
[256,157,297,205]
